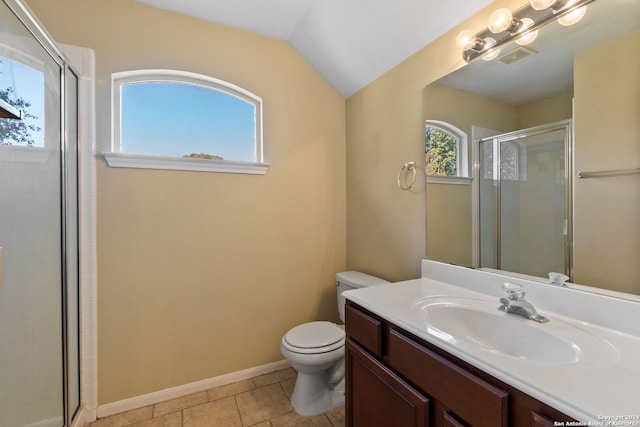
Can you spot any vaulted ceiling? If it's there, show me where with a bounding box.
[134,0,494,98]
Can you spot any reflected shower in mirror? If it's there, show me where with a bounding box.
[477,121,571,279]
[424,0,640,297]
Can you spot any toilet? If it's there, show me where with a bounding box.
[281,271,389,416]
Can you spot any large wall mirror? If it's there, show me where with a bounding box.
[424,0,639,297]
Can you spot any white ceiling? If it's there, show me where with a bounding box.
[134,0,494,98]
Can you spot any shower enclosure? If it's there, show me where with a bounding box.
[477,121,572,279]
[0,0,80,426]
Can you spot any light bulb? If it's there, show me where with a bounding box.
[482,38,501,61]
[558,5,587,26]
[488,8,515,33]
[456,30,475,50]
[515,18,539,45]
[530,0,556,10]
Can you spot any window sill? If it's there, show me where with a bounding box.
[426,176,472,185]
[102,152,269,175]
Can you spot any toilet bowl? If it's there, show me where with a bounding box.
[280,272,389,416]
[281,321,346,416]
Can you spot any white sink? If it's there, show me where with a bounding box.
[413,297,618,365]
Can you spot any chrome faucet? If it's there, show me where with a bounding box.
[548,272,569,287]
[498,282,549,323]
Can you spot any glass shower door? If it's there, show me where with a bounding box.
[478,122,571,279]
[0,0,79,425]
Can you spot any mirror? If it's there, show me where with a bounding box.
[424,0,640,297]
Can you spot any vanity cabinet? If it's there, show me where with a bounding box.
[347,340,429,426]
[345,302,576,427]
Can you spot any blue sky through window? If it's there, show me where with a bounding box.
[121,81,256,161]
[0,56,45,147]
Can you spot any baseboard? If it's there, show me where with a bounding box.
[71,406,87,427]
[97,359,291,419]
[84,407,97,424]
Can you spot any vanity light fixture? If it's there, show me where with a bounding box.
[456,30,502,59]
[529,0,557,10]
[459,0,595,62]
[481,38,501,61]
[488,8,523,34]
[557,5,587,26]
[515,18,539,45]
[456,31,499,59]
[456,30,483,50]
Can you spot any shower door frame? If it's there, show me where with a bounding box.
[2,0,82,425]
[472,119,574,280]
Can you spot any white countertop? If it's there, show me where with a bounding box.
[344,272,640,423]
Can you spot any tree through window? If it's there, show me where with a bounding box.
[425,120,468,178]
[0,56,44,147]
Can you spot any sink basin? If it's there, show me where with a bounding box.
[413,297,618,365]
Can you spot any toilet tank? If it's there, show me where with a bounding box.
[336,271,389,322]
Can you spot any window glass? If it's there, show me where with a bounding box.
[113,70,262,163]
[425,120,468,178]
[0,56,44,147]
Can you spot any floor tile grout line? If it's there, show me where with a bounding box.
[87,368,344,427]
[232,393,246,427]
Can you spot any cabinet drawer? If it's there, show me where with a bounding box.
[345,304,382,358]
[388,329,508,427]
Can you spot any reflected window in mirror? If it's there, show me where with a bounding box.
[425,120,469,180]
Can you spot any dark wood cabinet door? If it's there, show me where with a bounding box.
[442,411,468,427]
[346,340,429,427]
[345,302,578,427]
[532,412,555,427]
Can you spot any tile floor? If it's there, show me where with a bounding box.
[86,368,345,427]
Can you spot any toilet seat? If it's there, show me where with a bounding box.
[283,321,345,354]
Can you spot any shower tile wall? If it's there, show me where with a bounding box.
[0,150,63,426]
[63,42,98,421]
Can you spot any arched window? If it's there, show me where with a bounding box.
[107,69,267,174]
[425,120,469,179]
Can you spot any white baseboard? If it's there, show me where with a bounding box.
[97,359,291,419]
[84,407,97,424]
[71,406,87,427]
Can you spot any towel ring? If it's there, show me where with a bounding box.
[397,161,417,190]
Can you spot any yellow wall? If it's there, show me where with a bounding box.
[573,30,640,293]
[346,0,527,281]
[423,84,518,267]
[517,91,573,129]
[28,0,347,404]
[426,183,474,267]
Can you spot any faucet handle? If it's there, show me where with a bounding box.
[502,282,526,300]
[548,272,569,286]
